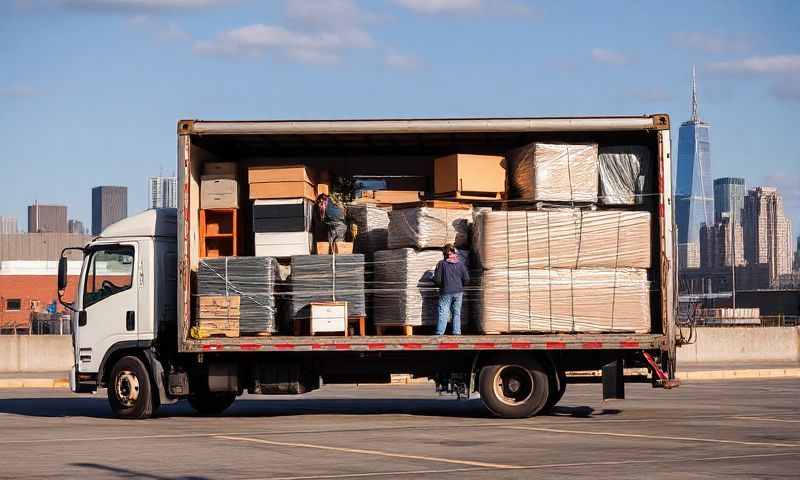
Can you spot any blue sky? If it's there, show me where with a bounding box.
[1,0,799,233]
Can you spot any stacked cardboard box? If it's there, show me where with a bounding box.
[253,198,313,257]
[249,165,317,200]
[507,143,599,203]
[434,154,505,196]
[473,210,651,270]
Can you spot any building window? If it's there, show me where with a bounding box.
[6,299,21,311]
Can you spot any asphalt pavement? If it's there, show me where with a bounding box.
[0,379,799,479]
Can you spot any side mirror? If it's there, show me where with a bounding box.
[57,256,68,291]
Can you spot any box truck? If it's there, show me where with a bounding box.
[59,115,678,419]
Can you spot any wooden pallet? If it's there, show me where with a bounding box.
[392,199,472,210]
[434,191,504,201]
[375,324,432,336]
[190,322,239,339]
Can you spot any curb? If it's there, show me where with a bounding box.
[0,378,69,389]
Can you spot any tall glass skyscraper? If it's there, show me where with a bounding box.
[713,177,745,224]
[675,67,713,269]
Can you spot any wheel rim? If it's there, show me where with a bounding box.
[115,370,140,408]
[492,365,534,406]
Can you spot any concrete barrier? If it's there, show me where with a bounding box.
[677,327,800,364]
[0,336,73,373]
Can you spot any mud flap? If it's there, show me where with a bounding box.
[602,359,625,400]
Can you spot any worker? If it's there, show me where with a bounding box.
[433,243,469,335]
[314,193,347,251]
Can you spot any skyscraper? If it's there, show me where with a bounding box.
[743,187,794,284]
[68,219,86,234]
[27,204,68,233]
[92,186,128,235]
[700,218,745,271]
[675,67,713,270]
[147,176,178,209]
[713,177,745,225]
[0,216,18,234]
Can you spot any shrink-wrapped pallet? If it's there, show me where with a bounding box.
[387,207,472,249]
[473,209,651,270]
[478,268,650,334]
[289,254,366,319]
[507,143,599,203]
[598,146,652,205]
[347,203,391,257]
[373,248,470,327]
[197,257,278,334]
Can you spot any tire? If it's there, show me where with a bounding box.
[108,355,157,419]
[478,356,549,419]
[543,370,567,412]
[188,391,236,415]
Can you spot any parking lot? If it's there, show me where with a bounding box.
[0,378,798,479]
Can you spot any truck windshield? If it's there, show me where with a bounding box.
[83,246,135,308]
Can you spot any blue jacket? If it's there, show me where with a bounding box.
[433,257,470,294]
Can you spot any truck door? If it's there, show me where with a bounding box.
[76,243,139,373]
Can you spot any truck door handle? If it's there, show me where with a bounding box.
[78,311,87,327]
[126,311,135,331]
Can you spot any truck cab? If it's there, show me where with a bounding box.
[59,209,178,416]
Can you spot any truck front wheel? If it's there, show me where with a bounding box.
[188,392,236,415]
[478,357,549,419]
[108,355,157,419]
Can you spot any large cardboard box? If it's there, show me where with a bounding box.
[434,154,505,194]
[248,165,314,184]
[316,241,354,255]
[201,175,239,208]
[249,181,316,200]
[204,162,237,175]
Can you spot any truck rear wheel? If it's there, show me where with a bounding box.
[188,392,236,415]
[108,355,157,419]
[478,357,549,419]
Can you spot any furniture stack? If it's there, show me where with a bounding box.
[200,162,239,258]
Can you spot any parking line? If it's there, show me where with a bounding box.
[216,435,519,469]
[732,416,800,424]
[503,426,800,448]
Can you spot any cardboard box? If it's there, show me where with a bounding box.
[255,231,313,257]
[249,181,316,200]
[204,162,237,175]
[359,190,422,204]
[309,301,348,334]
[316,241,354,255]
[435,154,506,194]
[201,175,239,208]
[248,165,314,184]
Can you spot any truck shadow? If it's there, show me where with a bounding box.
[0,395,619,420]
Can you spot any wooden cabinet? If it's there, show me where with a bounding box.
[199,208,238,258]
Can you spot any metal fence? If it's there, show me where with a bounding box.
[0,313,72,335]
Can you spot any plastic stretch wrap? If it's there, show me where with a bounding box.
[373,248,470,327]
[598,146,652,205]
[289,254,366,319]
[507,143,599,202]
[387,207,472,250]
[197,257,278,334]
[473,209,651,270]
[478,267,650,334]
[347,204,391,257]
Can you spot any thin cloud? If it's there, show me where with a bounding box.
[128,14,190,41]
[194,24,373,64]
[0,86,37,97]
[671,32,752,54]
[591,48,629,65]
[59,0,233,11]
[706,54,800,74]
[392,0,536,17]
[385,51,421,71]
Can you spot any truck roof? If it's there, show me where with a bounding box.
[99,208,177,239]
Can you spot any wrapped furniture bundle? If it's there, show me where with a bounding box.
[473,209,651,270]
[387,207,473,249]
[507,143,599,203]
[373,248,470,327]
[347,203,391,257]
[598,146,652,205]
[197,257,279,334]
[478,267,650,334]
[289,254,366,319]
